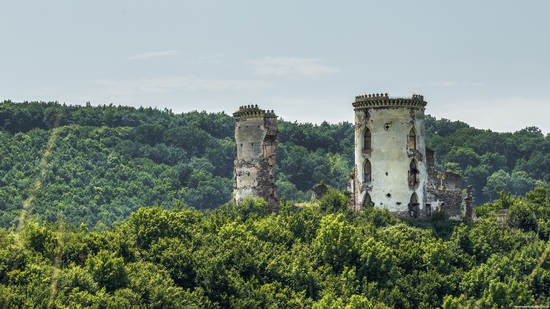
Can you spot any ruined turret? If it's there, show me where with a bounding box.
[350,93,428,217]
[233,105,278,211]
[349,93,463,218]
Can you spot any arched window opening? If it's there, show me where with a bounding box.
[363,159,372,183]
[409,192,419,218]
[363,128,371,151]
[363,193,373,208]
[409,159,419,186]
[408,128,417,150]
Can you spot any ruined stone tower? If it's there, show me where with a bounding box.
[349,93,429,217]
[233,105,278,211]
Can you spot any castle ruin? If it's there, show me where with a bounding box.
[349,93,462,218]
[233,105,279,211]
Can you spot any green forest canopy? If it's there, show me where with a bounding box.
[1,187,549,307]
[0,100,548,228]
[0,101,549,308]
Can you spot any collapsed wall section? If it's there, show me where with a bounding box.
[425,149,463,218]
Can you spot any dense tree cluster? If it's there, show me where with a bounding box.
[2,101,547,226]
[425,115,550,204]
[1,101,550,307]
[1,188,549,308]
[0,101,354,228]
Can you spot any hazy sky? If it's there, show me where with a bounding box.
[1,0,549,134]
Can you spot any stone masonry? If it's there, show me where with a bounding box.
[233,105,278,211]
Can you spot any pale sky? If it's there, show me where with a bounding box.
[1,0,549,134]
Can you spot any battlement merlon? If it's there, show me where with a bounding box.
[352,93,427,110]
[233,104,277,119]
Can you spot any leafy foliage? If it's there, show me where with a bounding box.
[0,101,356,227]
[1,101,549,229]
[1,100,550,307]
[0,188,549,307]
[426,115,550,203]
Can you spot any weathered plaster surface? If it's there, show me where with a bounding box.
[350,93,463,218]
[233,106,278,210]
[354,103,427,215]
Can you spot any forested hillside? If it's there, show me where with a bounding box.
[425,116,549,204]
[0,101,353,228]
[0,100,548,228]
[0,101,550,308]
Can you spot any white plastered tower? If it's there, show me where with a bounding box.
[350,93,428,217]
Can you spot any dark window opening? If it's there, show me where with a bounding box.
[409,159,419,186]
[426,203,432,217]
[363,128,371,151]
[364,159,372,182]
[409,128,417,150]
[363,193,373,208]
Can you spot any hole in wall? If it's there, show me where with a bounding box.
[386,193,391,198]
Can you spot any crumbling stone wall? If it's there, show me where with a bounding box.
[233,105,278,211]
[425,149,463,218]
[463,185,475,221]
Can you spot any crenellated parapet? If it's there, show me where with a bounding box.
[233,105,277,119]
[353,93,427,110]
